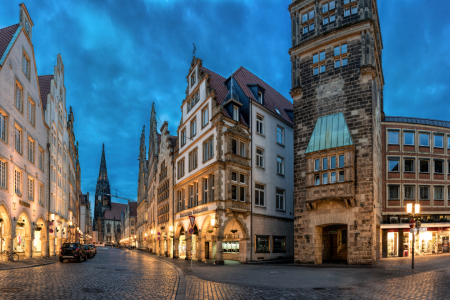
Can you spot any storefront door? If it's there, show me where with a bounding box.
[205,242,209,259]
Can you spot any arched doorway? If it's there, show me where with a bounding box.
[175,223,186,259]
[320,224,348,263]
[34,216,47,256]
[0,202,12,254]
[200,216,215,261]
[15,210,32,258]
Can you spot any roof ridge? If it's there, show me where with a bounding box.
[201,66,226,81]
[0,23,20,32]
[385,116,450,124]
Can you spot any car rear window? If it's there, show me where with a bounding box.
[62,243,78,248]
[83,245,89,249]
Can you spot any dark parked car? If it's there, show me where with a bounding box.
[83,245,95,259]
[88,244,97,255]
[60,243,87,263]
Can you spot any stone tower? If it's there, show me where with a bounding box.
[93,144,111,233]
[289,0,384,264]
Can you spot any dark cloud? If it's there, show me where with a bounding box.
[2,0,449,217]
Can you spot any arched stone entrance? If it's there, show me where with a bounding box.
[174,223,186,259]
[34,216,47,257]
[0,202,12,255]
[15,210,32,259]
[317,224,348,264]
[219,215,249,263]
[200,215,215,262]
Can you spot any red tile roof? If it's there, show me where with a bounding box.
[201,67,228,106]
[129,202,137,217]
[0,24,20,64]
[103,203,127,220]
[38,75,53,109]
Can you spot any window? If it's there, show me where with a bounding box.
[351,6,358,14]
[277,126,284,145]
[302,13,308,23]
[419,160,429,173]
[320,65,326,73]
[388,159,399,172]
[181,129,186,146]
[434,135,443,148]
[388,186,399,200]
[203,137,214,161]
[330,156,336,169]
[339,171,344,182]
[39,183,44,205]
[231,138,237,154]
[322,158,328,170]
[313,66,319,75]
[435,186,444,200]
[14,169,21,195]
[255,183,265,206]
[190,72,196,86]
[344,8,350,17]
[315,159,320,171]
[303,26,308,34]
[276,189,285,210]
[256,115,264,134]
[404,159,414,172]
[404,186,415,200]
[240,141,245,157]
[239,186,245,202]
[202,107,209,127]
[190,119,196,138]
[255,235,270,253]
[448,136,450,149]
[0,160,6,189]
[15,82,23,112]
[339,155,345,167]
[178,190,184,211]
[277,156,284,175]
[419,133,429,146]
[233,106,239,122]
[323,16,329,25]
[434,160,443,174]
[210,175,215,202]
[232,172,237,182]
[231,185,237,200]
[330,172,336,183]
[39,148,44,171]
[315,174,320,185]
[309,9,314,19]
[28,138,34,163]
[388,131,399,145]
[189,149,198,171]
[0,111,6,142]
[131,229,134,235]
[323,173,328,184]
[28,98,35,125]
[334,44,347,56]
[177,159,185,179]
[313,51,326,64]
[22,52,30,79]
[404,132,414,145]
[256,148,264,168]
[322,2,329,13]
[273,236,286,253]
[420,186,429,200]
[202,178,208,204]
[330,14,336,23]
[15,126,22,154]
[257,91,263,104]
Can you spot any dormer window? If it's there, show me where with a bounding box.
[257,91,263,104]
[190,72,196,87]
[233,106,239,122]
[275,108,281,115]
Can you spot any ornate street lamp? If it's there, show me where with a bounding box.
[407,203,420,269]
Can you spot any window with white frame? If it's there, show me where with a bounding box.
[181,129,186,146]
[28,137,34,163]
[203,178,208,204]
[434,135,443,148]
[202,107,209,127]
[388,185,399,200]
[15,82,23,112]
[0,160,6,189]
[189,148,198,171]
[14,169,21,195]
[15,126,22,154]
[276,188,285,211]
[233,106,239,122]
[256,148,264,167]
[404,186,415,200]
[404,132,415,145]
[419,133,429,146]
[277,156,284,175]
[28,177,34,201]
[277,126,284,145]
[28,98,35,125]
[255,183,265,206]
[435,186,444,200]
[256,115,264,134]
[190,119,197,138]
[240,141,245,157]
[177,159,185,179]
[22,52,30,79]
[190,72,196,87]
[0,111,6,142]
[257,91,263,104]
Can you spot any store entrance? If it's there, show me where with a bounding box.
[205,242,210,259]
[322,225,348,263]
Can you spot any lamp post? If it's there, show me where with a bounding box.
[407,203,420,269]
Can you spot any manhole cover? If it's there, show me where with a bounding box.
[1,287,24,293]
[268,271,280,274]
[82,288,104,293]
[313,288,326,290]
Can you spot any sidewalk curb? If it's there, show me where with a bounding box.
[0,259,57,271]
[147,254,186,300]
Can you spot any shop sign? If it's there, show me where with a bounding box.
[180,211,193,217]
[19,200,30,208]
[57,220,62,224]
[193,206,208,214]
[419,228,427,232]
[160,226,165,230]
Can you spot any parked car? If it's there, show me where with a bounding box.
[83,245,94,259]
[93,242,105,247]
[60,243,87,263]
[88,244,97,255]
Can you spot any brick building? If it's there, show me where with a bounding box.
[381,117,450,257]
[290,0,384,264]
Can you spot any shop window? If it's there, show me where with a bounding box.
[404,159,414,172]
[434,135,444,148]
[223,241,239,253]
[273,236,286,253]
[419,160,429,173]
[404,186,415,200]
[388,185,399,200]
[419,133,429,146]
[419,186,429,200]
[388,131,399,145]
[388,158,399,172]
[255,235,270,253]
[404,132,415,145]
[434,160,443,174]
[435,187,444,200]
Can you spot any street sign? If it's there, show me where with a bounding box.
[189,216,195,227]
[188,228,194,235]
[419,228,427,232]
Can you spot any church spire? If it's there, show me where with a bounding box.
[99,143,108,181]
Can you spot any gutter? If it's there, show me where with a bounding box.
[249,99,253,263]
[47,143,51,256]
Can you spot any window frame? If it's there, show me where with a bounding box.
[0,110,7,143]
[388,185,399,200]
[255,183,265,207]
[190,118,197,138]
[14,168,22,196]
[15,81,23,113]
[233,105,239,122]
[256,114,264,135]
[404,131,415,146]
[419,159,429,173]
[419,186,429,200]
[28,97,35,126]
[202,106,209,128]
[434,134,444,148]
[256,148,264,168]
[388,131,399,145]
[276,188,285,211]
[434,186,444,200]
[388,158,399,172]
[181,128,186,147]
[0,159,7,190]
[14,125,22,154]
[22,51,31,80]
[404,158,415,173]
[404,186,415,200]
[276,125,284,145]
[277,156,284,175]
[419,133,429,147]
[434,159,443,174]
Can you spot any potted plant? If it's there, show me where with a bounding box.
[207,230,214,233]
[230,229,238,233]
[428,218,437,223]
[439,218,449,223]
[16,222,25,227]
[35,226,42,231]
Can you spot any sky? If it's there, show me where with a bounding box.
[1,0,449,216]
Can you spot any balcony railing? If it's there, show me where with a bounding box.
[224,199,250,213]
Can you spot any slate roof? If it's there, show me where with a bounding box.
[38,75,53,109]
[169,135,178,147]
[384,116,450,129]
[306,112,353,153]
[0,24,20,65]
[129,202,137,217]
[103,203,127,220]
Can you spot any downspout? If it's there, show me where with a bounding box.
[249,99,253,263]
[47,142,51,256]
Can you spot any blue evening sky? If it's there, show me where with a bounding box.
[1,1,449,215]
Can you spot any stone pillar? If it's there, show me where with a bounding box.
[198,237,204,262]
[398,229,404,257]
[49,237,56,256]
[185,234,192,260]
[62,238,68,244]
[3,236,13,254]
[25,238,32,259]
[239,238,249,263]
[41,239,49,257]
[173,239,179,258]
[381,230,387,258]
[215,238,224,265]
[56,237,62,255]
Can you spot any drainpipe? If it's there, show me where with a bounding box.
[249,100,253,263]
[47,143,51,256]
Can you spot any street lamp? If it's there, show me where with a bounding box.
[407,203,420,269]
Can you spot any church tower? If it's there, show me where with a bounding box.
[93,144,111,232]
[290,0,384,264]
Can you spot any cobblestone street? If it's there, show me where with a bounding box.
[0,248,449,299]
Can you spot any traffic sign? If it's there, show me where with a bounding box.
[188,228,194,234]
[189,216,195,227]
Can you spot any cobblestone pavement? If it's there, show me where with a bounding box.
[1,248,450,299]
[0,256,58,270]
